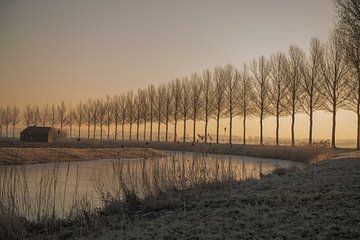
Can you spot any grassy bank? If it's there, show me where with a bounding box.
[0,147,162,165]
[0,138,334,164]
[1,153,359,239]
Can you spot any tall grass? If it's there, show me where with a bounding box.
[0,153,277,239]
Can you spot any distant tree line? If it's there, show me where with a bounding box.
[0,0,359,149]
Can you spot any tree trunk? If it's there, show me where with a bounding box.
[78,125,81,139]
[122,118,125,141]
[260,109,263,145]
[129,123,132,140]
[193,116,196,143]
[158,116,161,142]
[70,123,72,138]
[357,71,360,149]
[309,110,313,146]
[243,113,246,145]
[87,125,90,139]
[165,115,169,142]
[276,112,279,146]
[114,122,118,140]
[136,119,140,141]
[174,114,177,142]
[229,111,232,145]
[143,120,147,141]
[93,123,96,139]
[216,114,220,144]
[107,124,110,140]
[291,99,295,147]
[332,104,337,148]
[12,124,15,138]
[150,109,153,142]
[183,117,187,142]
[6,125,8,138]
[204,112,208,143]
[100,124,103,140]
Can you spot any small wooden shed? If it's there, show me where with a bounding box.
[20,126,53,143]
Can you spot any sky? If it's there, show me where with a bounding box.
[1,0,356,142]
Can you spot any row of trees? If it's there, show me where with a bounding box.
[0,0,359,149]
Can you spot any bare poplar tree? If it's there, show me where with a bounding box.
[201,69,214,143]
[190,73,203,143]
[113,95,121,140]
[335,0,360,149]
[104,95,114,140]
[118,94,127,140]
[23,104,34,127]
[147,85,156,142]
[97,99,106,140]
[213,67,226,143]
[134,91,142,141]
[286,45,305,146]
[269,52,288,146]
[4,106,11,137]
[91,100,100,139]
[73,102,84,139]
[49,104,57,128]
[238,64,254,145]
[224,64,239,145]
[171,79,182,142]
[68,104,74,138]
[139,90,149,141]
[33,105,40,126]
[163,83,173,142]
[40,104,49,126]
[11,106,21,138]
[301,38,324,145]
[126,91,135,140]
[83,100,93,139]
[321,29,350,148]
[0,107,4,138]
[156,84,166,142]
[251,56,271,145]
[181,78,191,142]
[57,101,68,133]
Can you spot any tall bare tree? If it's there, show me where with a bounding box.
[23,104,34,127]
[104,95,114,140]
[139,90,149,141]
[213,67,226,143]
[251,56,271,145]
[269,52,288,146]
[163,83,173,142]
[156,85,166,142]
[11,106,21,138]
[0,107,4,138]
[83,100,92,139]
[68,104,74,138]
[73,102,84,139]
[181,78,191,142]
[118,94,127,140]
[201,69,214,143]
[97,99,106,140]
[91,100,100,139]
[335,0,360,149]
[49,104,57,128]
[40,104,49,126]
[126,91,135,140]
[321,29,350,148]
[33,105,40,126]
[147,85,156,142]
[134,91,142,141]
[301,38,324,145]
[57,101,68,134]
[224,64,239,145]
[190,73,203,143]
[238,64,254,145]
[171,79,182,142]
[113,95,121,140]
[286,45,305,146]
[4,106,11,137]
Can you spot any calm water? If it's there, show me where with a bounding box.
[0,151,305,219]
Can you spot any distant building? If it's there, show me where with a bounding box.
[20,126,54,143]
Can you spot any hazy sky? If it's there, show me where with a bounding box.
[2,0,355,142]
